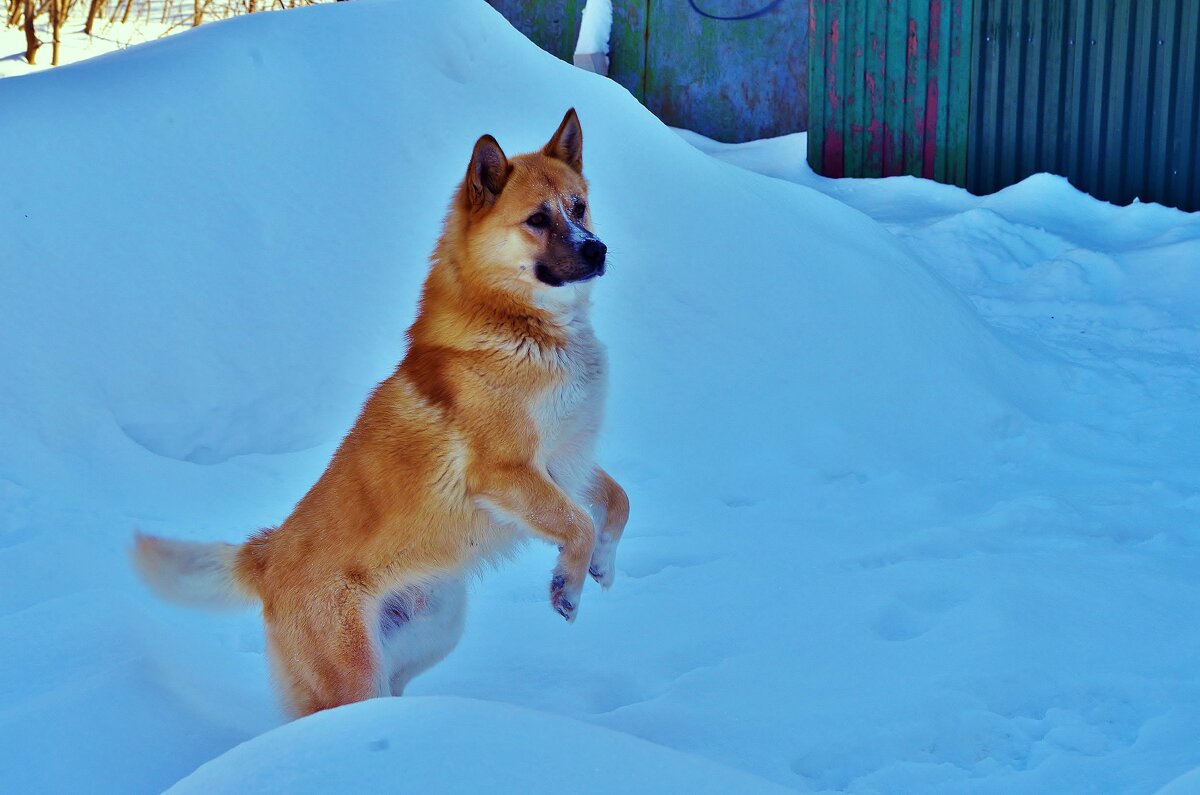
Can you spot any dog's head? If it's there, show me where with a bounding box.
[455,109,606,300]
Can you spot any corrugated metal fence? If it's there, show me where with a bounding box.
[807,0,974,183]
[969,0,1199,210]
[811,0,1200,211]
[490,0,1198,210]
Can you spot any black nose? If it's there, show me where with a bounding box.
[580,239,607,271]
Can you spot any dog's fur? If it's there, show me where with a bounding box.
[133,109,629,717]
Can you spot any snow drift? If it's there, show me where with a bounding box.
[167,696,793,794]
[1,1,1197,793]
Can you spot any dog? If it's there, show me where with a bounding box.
[133,109,629,717]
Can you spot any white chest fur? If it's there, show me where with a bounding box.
[536,321,607,499]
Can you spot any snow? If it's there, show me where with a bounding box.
[1,1,1198,793]
[574,0,612,58]
[2,7,177,78]
[167,696,794,794]
[0,2,334,78]
[1157,767,1200,795]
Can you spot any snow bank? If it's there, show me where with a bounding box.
[168,696,792,794]
[1156,767,1200,795]
[1,1,1198,793]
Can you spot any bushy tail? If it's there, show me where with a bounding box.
[132,532,257,610]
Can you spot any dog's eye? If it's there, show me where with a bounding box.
[526,212,549,229]
[571,200,586,219]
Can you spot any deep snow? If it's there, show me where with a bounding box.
[1,1,1198,793]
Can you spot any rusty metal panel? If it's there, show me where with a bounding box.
[808,0,975,182]
[490,1,809,142]
[609,0,651,102]
[967,0,1200,211]
[632,0,810,142]
[485,0,585,63]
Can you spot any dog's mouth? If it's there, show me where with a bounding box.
[534,262,604,287]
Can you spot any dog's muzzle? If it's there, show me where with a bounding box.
[535,236,607,286]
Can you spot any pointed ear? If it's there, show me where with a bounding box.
[466,134,510,210]
[543,108,583,174]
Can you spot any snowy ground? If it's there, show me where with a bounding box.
[3,10,171,77]
[1,1,1198,793]
[0,2,326,78]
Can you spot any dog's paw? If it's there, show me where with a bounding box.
[588,536,617,590]
[549,573,580,623]
[588,563,614,589]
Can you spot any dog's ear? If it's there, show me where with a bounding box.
[543,108,583,174]
[466,134,511,210]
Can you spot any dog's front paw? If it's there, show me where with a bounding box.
[549,573,580,623]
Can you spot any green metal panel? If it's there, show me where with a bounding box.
[845,0,865,175]
[967,0,1200,211]
[825,0,848,172]
[883,0,907,174]
[946,0,972,185]
[493,1,809,143]
[485,0,584,63]
[904,0,929,176]
[807,0,828,171]
[1037,1,1067,175]
[808,0,975,182]
[1171,0,1200,207]
[1127,0,1156,199]
[609,0,650,102]
[931,0,953,182]
[1146,0,1174,201]
[634,1,809,142]
[863,0,888,174]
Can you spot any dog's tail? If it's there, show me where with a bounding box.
[132,532,259,610]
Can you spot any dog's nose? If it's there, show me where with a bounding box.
[580,239,607,271]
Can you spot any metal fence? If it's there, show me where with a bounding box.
[807,0,974,184]
[810,0,1200,211]
[489,0,1199,210]
[968,0,1199,210]
[488,0,809,142]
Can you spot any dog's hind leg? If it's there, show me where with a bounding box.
[265,625,323,718]
[586,467,629,589]
[378,576,467,696]
[265,578,388,716]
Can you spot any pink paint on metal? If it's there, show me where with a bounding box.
[828,86,842,116]
[922,79,940,178]
[823,3,841,175]
[825,7,841,169]
[922,0,942,178]
[865,43,883,173]
[882,122,899,176]
[823,126,845,177]
[830,16,840,69]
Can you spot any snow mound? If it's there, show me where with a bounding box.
[168,696,793,794]
[1157,767,1200,795]
[1,1,1198,793]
